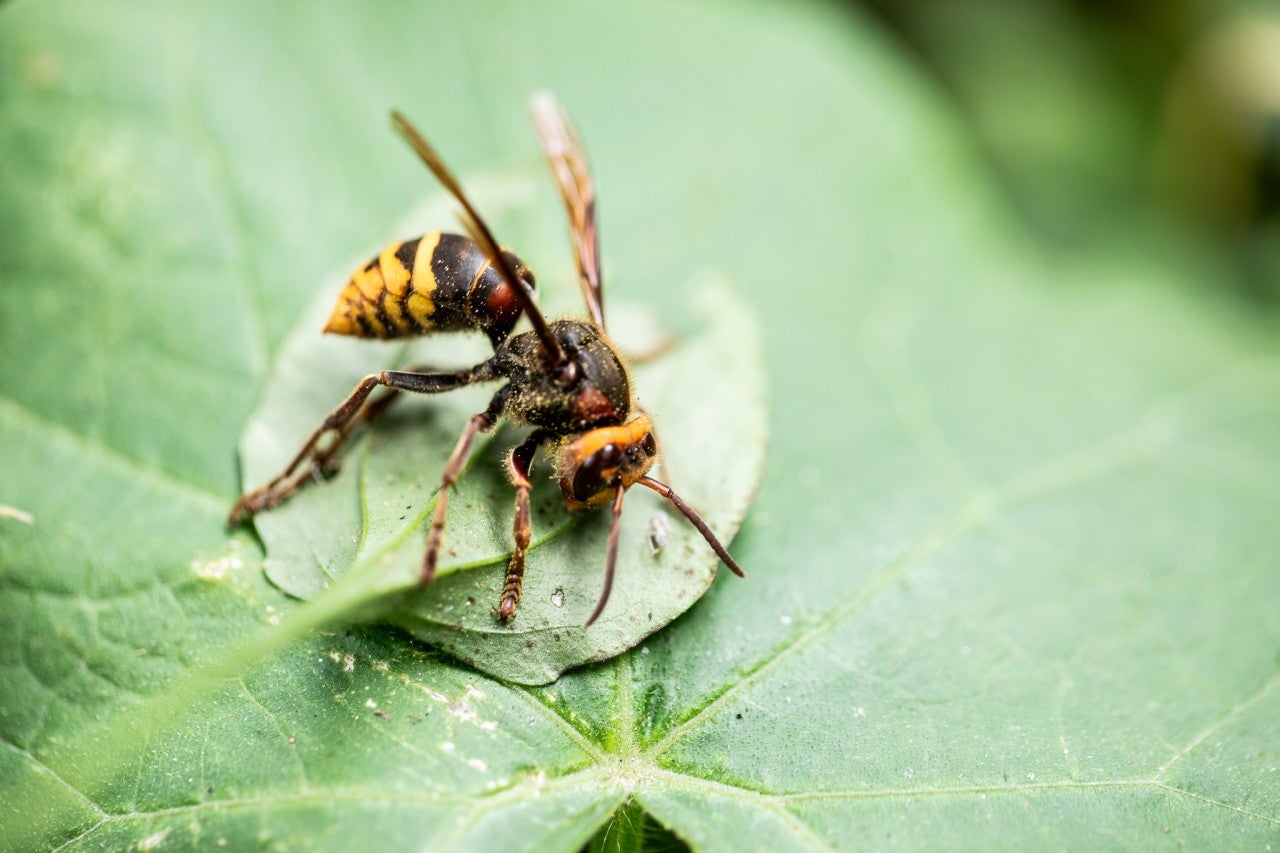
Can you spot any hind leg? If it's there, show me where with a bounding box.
[229,360,497,524]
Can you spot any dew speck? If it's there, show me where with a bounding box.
[365,699,377,709]
[551,588,565,608]
[1027,772,1036,781]
[779,615,792,626]
[640,646,650,655]
[467,758,487,772]
[439,741,455,753]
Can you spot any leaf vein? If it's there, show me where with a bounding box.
[645,357,1280,757]
[0,395,227,513]
[1154,668,1280,780]
[0,736,106,819]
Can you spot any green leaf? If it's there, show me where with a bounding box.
[3,0,1279,850]
[240,254,764,683]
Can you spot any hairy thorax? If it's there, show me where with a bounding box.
[495,320,631,434]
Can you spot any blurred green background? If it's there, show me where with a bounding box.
[860,0,1280,299]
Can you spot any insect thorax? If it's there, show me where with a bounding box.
[496,319,631,433]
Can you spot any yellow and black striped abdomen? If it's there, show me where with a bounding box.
[324,231,534,345]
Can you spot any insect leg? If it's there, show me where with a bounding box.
[308,362,479,476]
[229,361,497,525]
[420,386,510,585]
[495,430,549,621]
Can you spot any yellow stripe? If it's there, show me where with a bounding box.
[404,231,441,328]
[360,300,388,338]
[380,242,412,333]
[352,266,383,301]
[410,231,441,295]
[378,243,412,296]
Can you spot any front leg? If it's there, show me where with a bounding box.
[419,386,511,585]
[496,430,548,621]
[229,360,497,525]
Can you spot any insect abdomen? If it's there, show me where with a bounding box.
[324,231,531,344]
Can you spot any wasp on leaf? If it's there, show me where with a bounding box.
[229,93,743,626]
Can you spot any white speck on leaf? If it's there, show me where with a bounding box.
[649,511,671,554]
[448,701,477,723]
[551,588,565,607]
[191,554,242,581]
[343,655,355,672]
[139,829,169,850]
[467,758,487,772]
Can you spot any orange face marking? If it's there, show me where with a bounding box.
[559,415,658,508]
[563,415,653,462]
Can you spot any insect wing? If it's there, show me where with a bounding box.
[530,92,605,329]
[390,111,564,362]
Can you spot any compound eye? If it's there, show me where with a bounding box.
[572,443,621,502]
[641,432,657,456]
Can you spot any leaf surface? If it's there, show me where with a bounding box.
[2,0,1278,850]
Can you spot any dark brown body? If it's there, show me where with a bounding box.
[230,97,741,629]
[494,320,631,434]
